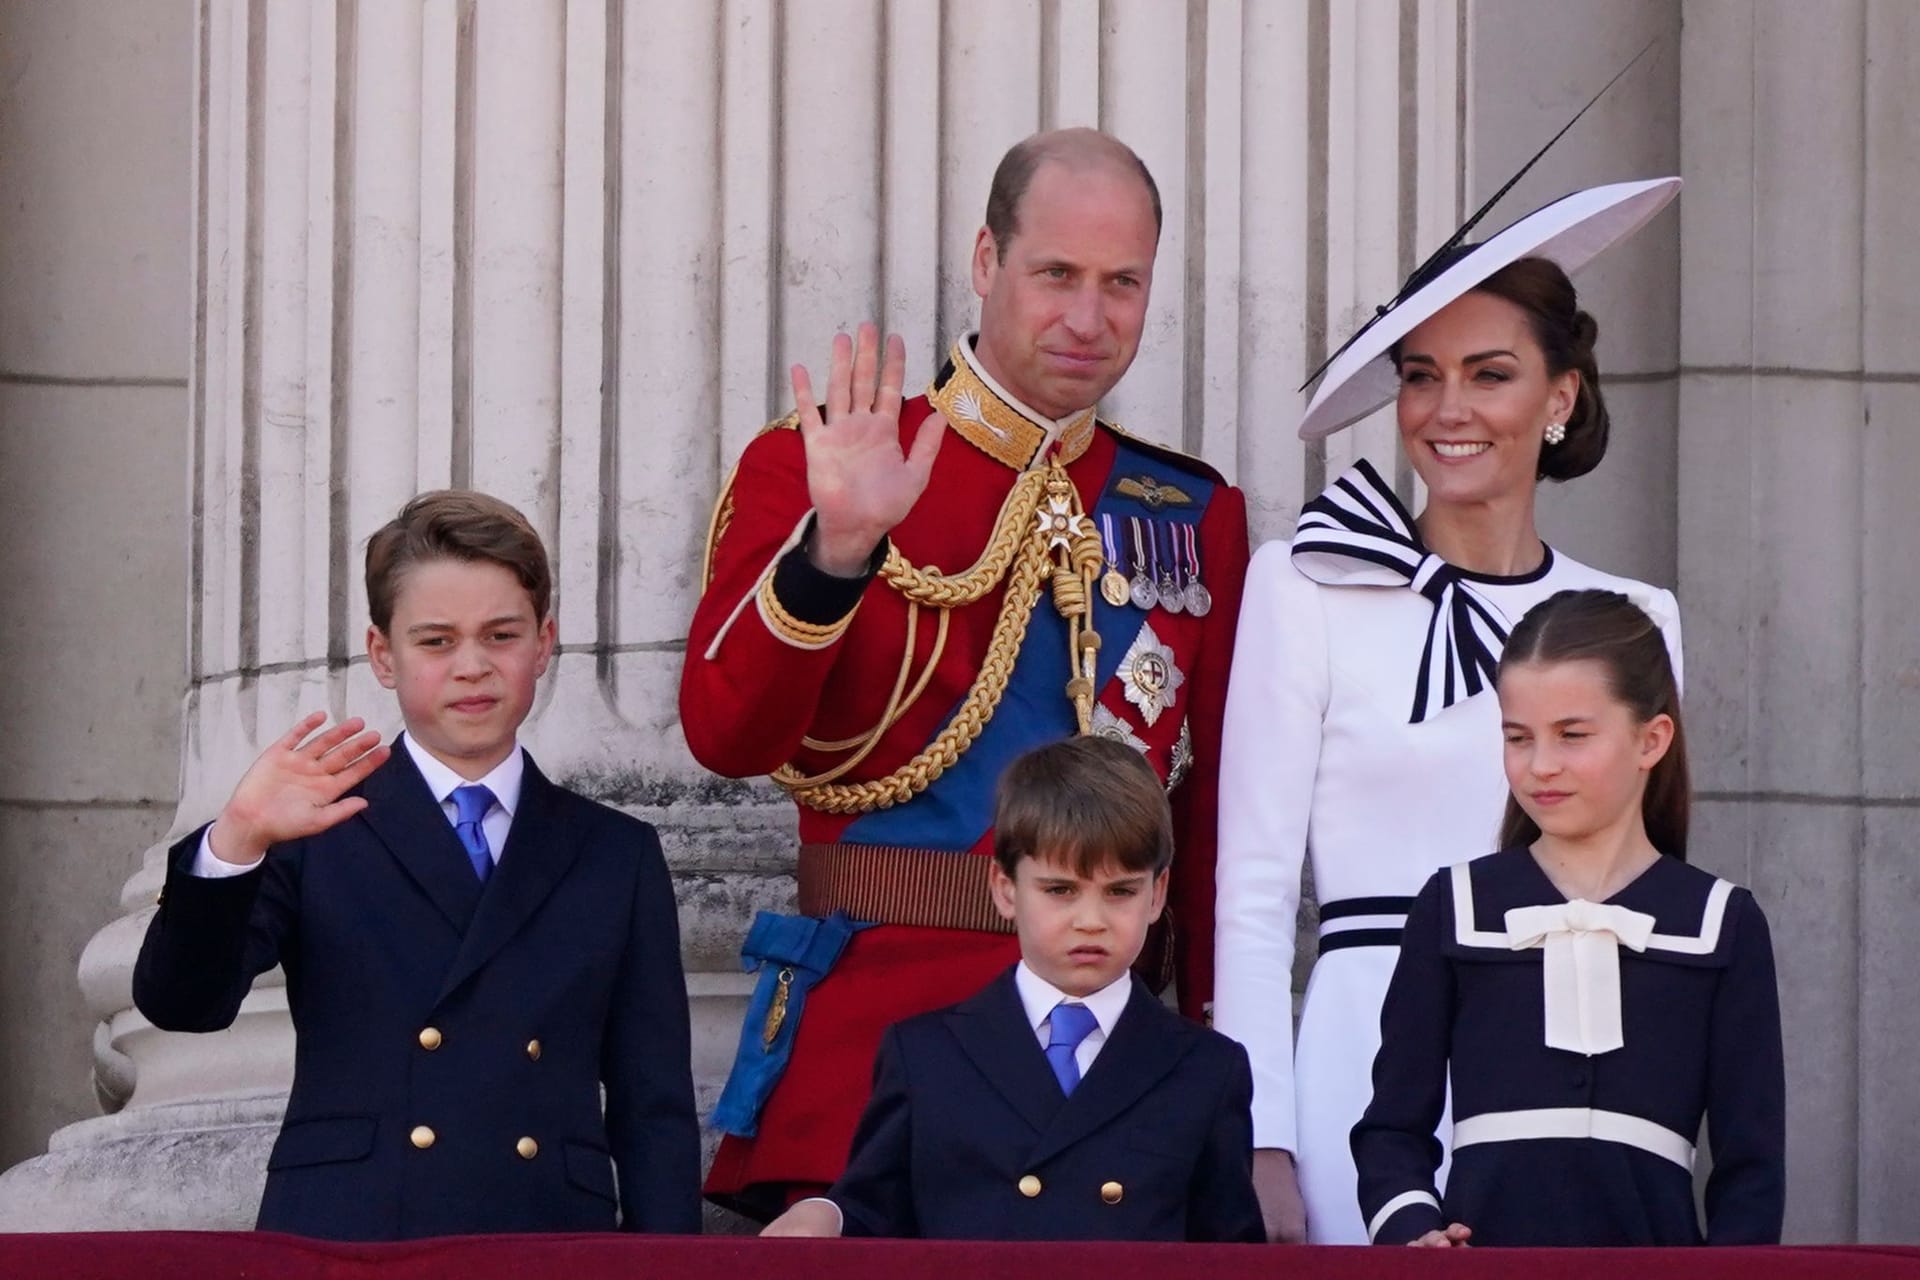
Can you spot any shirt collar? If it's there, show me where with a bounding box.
[1013,960,1133,1040]
[927,336,1097,471]
[401,732,525,817]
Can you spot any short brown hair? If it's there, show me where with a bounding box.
[984,128,1163,262]
[993,736,1173,880]
[364,490,552,633]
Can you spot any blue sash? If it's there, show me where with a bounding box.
[709,911,872,1137]
[842,439,1215,849]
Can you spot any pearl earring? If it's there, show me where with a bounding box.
[1543,421,1567,446]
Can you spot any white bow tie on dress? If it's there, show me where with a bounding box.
[1504,899,1657,1056]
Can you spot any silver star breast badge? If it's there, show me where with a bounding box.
[1116,621,1184,727]
[1167,718,1194,791]
[1089,703,1149,754]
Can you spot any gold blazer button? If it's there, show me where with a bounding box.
[1018,1174,1042,1198]
[418,1027,443,1051]
[526,1039,542,1061]
[410,1125,436,1149]
[516,1137,539,1160]
[1101,1181,1124,1205]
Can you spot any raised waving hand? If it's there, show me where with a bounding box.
[795,323,947,576]
[208,712,390,865]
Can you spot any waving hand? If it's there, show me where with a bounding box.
[208,712,390,865]
[796,323,947,576]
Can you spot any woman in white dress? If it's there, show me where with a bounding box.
[1211,179,1686,1244]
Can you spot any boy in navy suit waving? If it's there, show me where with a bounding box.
[761,735,1262,1242]
[134,491,700,1240]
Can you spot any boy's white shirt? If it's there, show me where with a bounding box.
[190,732,523,877]
[1013,959,1131,1076]
[803,962,1134,1234]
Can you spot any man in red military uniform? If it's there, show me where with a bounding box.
[683,128,1256,1223]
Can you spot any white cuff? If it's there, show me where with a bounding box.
[1366,1190,1440,1243]
[190,825,264,878]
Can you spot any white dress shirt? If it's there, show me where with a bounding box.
[191,733,524,877]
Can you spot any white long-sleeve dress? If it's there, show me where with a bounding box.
[1211,474,1683,1245]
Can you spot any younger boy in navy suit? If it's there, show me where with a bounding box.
[134,491,700,1240]
[761,735,1263,1242]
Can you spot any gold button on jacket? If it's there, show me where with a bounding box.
[1100,1181,1124,1205]
[526,1039,542,1061]
[1017,1174,1042,1198]
[516,1137,539,1160]
[417,1027,442,1051]
[409,1125,436,1150]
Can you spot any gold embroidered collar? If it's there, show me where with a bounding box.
[928,338,1097,471]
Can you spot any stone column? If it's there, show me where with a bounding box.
[0,0,1466,1229]
[1678,0,1920,1244]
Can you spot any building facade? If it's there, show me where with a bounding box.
[0,0,1912,1242]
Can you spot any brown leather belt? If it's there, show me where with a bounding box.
[796,843,1014,935]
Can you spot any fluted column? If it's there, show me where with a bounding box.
[0,0,1468,1229]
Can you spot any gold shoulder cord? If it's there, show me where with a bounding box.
[703,413,1103,815]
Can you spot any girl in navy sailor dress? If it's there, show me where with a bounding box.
[1352,590,1784,1247]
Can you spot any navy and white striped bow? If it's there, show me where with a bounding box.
[1291,460,1514,724]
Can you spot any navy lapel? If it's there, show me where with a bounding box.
[946,968,1069,1139]
[1025,977,1196,1168]
[433,753,584,1007]
[356,746,483,934]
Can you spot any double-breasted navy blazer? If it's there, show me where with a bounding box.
[132,745,701,1240]
[827,966,1263,1242]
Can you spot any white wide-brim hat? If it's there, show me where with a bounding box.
[1297,175,1681,442]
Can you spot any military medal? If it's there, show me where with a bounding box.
[1157,521,1185,615]
[1099,514,1131,608]
[1182,524,1213,617]
[1117,621,1185,726]
[1127,517,1158,611]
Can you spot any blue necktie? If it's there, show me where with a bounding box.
[1044,1001,1100,1097]
[451,784,496,883]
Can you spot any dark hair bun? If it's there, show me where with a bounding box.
[1542,306,1607,482]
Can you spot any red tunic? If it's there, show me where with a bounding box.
[682,358,1249,1214]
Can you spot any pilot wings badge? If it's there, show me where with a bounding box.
[1115,475,1192,511]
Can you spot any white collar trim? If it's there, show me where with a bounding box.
[1449,861,1734,955]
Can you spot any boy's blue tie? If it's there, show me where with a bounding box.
[450,784,496,883]
[1044,1001,1099,1097]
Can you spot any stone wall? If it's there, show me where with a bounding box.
[0,0,193,1173]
